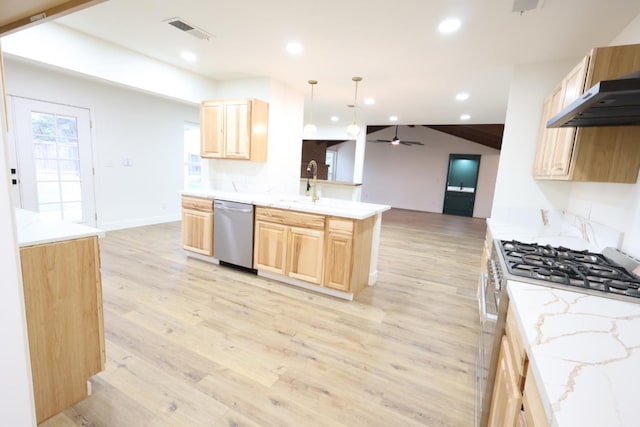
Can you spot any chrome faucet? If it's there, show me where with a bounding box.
[306,159,319,203]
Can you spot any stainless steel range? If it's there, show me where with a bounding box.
[477,239,640,427]
[495,240,640,301]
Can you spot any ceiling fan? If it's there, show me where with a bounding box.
[368,125,424,146]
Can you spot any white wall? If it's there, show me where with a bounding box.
[205,78,304,195]
[566,14,640,256]
[1,22,219,103]
[4,57,200,230]
[0,44,37,426]
[492,11,640,257]
[361,126,500,218]
[331,140,356,182]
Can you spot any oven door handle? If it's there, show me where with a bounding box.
[480,272,498,322]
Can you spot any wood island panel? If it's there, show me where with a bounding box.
[20,236,104,423]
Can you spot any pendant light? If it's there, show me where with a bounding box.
[303,79,318,134]
[346,76,362,137]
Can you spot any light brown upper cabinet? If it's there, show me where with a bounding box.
[0,0,105,36]
[200,98,268,161]
[533,44,640,183]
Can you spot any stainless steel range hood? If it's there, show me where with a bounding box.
[547,71,640,128]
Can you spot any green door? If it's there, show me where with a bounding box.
[442,154,481,217]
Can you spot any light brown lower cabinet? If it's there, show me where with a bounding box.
[254,207,325,285]
[488,305,550,427]
[181,196,214,256]
[288,226,325,285]
[254,207,376,296]
[20,236,105,424]
[254,220,288,275]
[488,335,522,427]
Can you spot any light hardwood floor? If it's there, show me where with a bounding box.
[40,208,486,427]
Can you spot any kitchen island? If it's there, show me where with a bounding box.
[507,281,640,427]
[15,209,105,423]
[181,190,390,300]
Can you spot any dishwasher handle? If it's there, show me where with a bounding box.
[214,201,254,214]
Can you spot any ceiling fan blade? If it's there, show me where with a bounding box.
[400,141,424,146]
[368,139,392,143]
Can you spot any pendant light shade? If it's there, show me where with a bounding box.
[346,123,360,137]
[304,79,318,134]
[347,76,362,137]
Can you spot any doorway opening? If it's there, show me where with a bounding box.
[442,154,481,217]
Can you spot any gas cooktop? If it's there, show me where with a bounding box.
[498,240,640,299]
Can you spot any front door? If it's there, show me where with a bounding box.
[442,154,481,217]
[9,97,96,226]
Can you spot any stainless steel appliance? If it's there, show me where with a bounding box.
[213,200,255,269]
[477,239,640,427]
[547,71,640,128]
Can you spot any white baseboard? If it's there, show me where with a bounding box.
[368,270,378,286]
[258,271,353,301]
[99,213,180,231]
[185,251,219,264]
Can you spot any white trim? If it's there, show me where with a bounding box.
[98,213,180,231]
[0,40,37,426]
[368,270,378,286]
[258,271,354,301]
[184,251,219,264]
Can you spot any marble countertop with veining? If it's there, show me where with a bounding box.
[15,209,104,247]
[507,280,640,427]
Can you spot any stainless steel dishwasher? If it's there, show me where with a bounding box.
[213,200,255,269]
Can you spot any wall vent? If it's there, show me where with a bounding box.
[165,17,212,40]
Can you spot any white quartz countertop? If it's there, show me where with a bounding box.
[182,189,391,220]
[15,209,105,247]
[507,280,640,427]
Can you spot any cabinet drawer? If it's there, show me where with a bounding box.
[256,207,325,230]
[182,196,213,212]
[328,217,354,234]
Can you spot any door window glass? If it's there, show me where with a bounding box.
[31,112,82,221]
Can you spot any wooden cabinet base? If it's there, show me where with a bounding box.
[20,236,105,424]
[258,270,356,300]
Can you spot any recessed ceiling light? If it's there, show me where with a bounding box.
[389,115,398,122]
[180,51,197,62]
[438,18,461,34]
[460,114,471,121]
[364,97,375,105]
[330,116,339,122]
[286,42,303,54]
[456,92,469,101]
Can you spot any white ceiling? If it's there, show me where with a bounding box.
[55,0,640,127]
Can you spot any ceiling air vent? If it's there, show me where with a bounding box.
[165,17,212,41]
[512,0,540,13]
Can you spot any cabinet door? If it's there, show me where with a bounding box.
[522,366,550,427]
[201,102,225,158]
[324,232,353,291]
[533,90,559,177]
[182,208,214,256]
[288,226,324,285]
[488,336,522,427]
[224,100,251,159]
[20,237,104,423]
[548,56,589,177]
[254,220,288,274]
